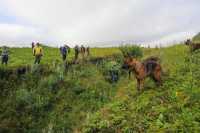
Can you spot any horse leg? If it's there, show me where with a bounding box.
[140,79,144,91]
[129,70,131,79]
[153,70,162,86]
[137,79,144,91]
[137,79,140,91]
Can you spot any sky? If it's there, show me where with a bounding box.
[0,0,200,47]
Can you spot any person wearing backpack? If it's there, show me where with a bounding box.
[60,45,70,61]
[33,43,43,64]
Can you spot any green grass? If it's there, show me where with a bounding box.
[3,47,120,67]
[82,45,200,132]
[0,44,200,133]
[193,32,200,42]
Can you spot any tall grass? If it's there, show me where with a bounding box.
[0,44,200,132]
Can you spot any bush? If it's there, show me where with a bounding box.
[103,61,121,73]
[101,60,121,83]
[16,89,34,106]
[16,88,50,110]
[119,45,143,58]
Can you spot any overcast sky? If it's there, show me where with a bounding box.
[0,0,200,47]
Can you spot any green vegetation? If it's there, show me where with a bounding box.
[120,45,143,58]
[1,47,120,67]
[83,46,200,132]
[0,44,200,132]
[193,32,200,42]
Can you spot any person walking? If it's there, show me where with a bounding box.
[80,45,86,59]
[74,45,79,62]
[31,42,35,49]
[33,43,43,64]
[107,60,120,83]
[60,45,70,61]
[1,46,9,65]
[86,46,90,56]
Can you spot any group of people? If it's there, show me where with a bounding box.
[0,42,90,66]
[32,42,90,64]
[74,45,90,62]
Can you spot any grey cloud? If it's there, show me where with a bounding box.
[0,0,200,47]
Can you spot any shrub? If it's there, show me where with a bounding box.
[110,53,124,64]
[103,61,121,73]
[16,89,34,106]
[101,60,121,83]
[16,88,50,110]
[119,45,143,58]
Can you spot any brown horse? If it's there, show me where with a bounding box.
[122,56,162,91]
[185,39,200,52]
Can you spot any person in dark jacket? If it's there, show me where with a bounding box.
[86,46,90,56]
[31,42,35,49]
[60,45,70,61]
[74,45,79,62]
[1,46,9,65]
[109,61,120,82]
[80,45,86,59]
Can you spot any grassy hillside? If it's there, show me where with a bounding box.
[0,44,200,132]
[2,47,120,67]
[193,32,200,42]
[82,45,200,132]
